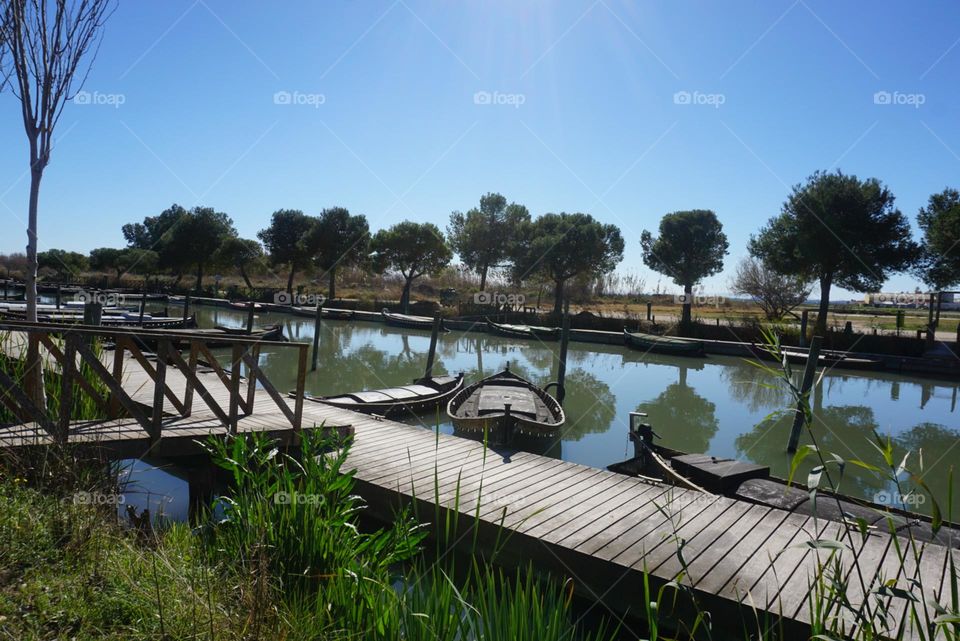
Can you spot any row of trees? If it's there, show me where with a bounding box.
[25,170,960,330]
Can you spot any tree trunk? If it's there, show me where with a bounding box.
[24,166,46,409]
[25,168,41,322]
[552,280,564,317]
[401,277,413,314]
[681,283,693,328]
[327,268,336,301]
[239,263,253,289]
[286,264,296,293]
[195,262,204,292]
[479,263,488,291]
[173,272,183,288]
[814,275,831,337]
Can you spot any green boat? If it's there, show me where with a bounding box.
[486,318,561,341]
[623,329,704,356]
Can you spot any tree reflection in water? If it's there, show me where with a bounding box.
[635,365,719,455]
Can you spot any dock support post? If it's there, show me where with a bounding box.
[799,310,809,347]
[311,300,322,372]
[182,294,191,324]
[646,302,652,321]
[424,312,441,379]
[83,301,102,327]
[246,301,256,334]
[56,284,61,310]
[138,284,147,326]
[557,313,571,404]
[787,335,822,453]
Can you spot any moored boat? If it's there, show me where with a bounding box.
[382,309,444,331]
[290,306,355,320]
[778,346,884,371]
[446,365,564,443]
[486,318,561,341]
[623,329,704,356]
[303,373,465,417]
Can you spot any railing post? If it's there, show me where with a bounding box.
[293,343,307,432]
[58,333,77,444]
[183,340,198,417]
[150,339,168,441]
[246,342,259,414]
[109,336,125,418]
[228,343,243,435]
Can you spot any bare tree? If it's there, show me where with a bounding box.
[5,0,113,319]
[3,0,114,403]
[730,256,812,320]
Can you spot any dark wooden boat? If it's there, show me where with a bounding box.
[623,329,704,356]
[382,309,444,331]
[229,301,263,311]
[304,373,465,417]
[486,318,561,341]
[446,366,564,442]
[214,324,286,342]
[290,306,355,321]
[607,415,959,547]
[0,309,197,329]
[778,346,884,371]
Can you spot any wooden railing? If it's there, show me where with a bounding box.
[0,321,308,444]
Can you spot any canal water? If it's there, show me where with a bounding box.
[126,304,958,520]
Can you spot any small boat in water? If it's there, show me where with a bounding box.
[0,308,197,329]
[290,306,355,321]
[214,324,286,342]
[382,309,444,331]
[304,373,464,417]
[623,329,704,356]
[446,365,564,442]
[778,346,884,371]
[486,318,561,341]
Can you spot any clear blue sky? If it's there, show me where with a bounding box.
[2,0,959,299]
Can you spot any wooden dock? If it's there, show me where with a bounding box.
[0,324,956,639]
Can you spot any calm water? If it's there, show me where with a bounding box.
[127,304,959,518]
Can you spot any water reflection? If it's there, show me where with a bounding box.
[151,304,959,512]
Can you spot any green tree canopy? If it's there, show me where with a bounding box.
[122,204,188,264]
[750,170,918,336]
[370,221,452,312]
[448,193,530,290]
[88,247,126,282]
[258,209,314,293]
[37,249,88,281]
[511,212,624,316]
[641,209,728,327]
[916,188,960,289]
[215,237,264,290]
[164,207,237,292]
[301,207,370,300]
